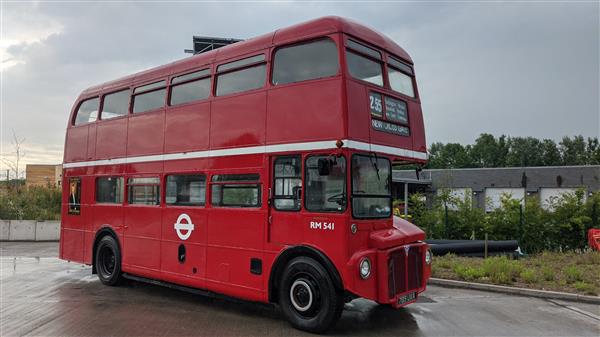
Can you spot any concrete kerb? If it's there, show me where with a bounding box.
[429,278,600,304]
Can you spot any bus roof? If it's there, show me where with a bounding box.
[81,16,412,96]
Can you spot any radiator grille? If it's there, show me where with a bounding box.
[388,246,424,298]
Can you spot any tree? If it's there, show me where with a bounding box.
[427,142,473,169]
[1,130,26,182]
[586,137,600,165]
[559,135,587,165]
[505,137,544,167]
[540,139,561,166]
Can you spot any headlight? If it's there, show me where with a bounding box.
[359,257,371,279]
[425,249,432,265]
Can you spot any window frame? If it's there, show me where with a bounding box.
[214,54,267,97]
[344,37,385,88]
[271,37,341,87]
[100,88,131,121]
[210,173,262,208]
[95,176,124,204]
[168,69,212,107]
[72,96,100,126]
[303,154,347,214]
[350,153,392,220]
[127,176,161,206]
[164,173,207,207]
[272,155,302,212]
[132,80,167,114]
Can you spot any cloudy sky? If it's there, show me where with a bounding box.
[1,1,598,171]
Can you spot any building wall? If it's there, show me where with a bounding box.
[25,164,62,187]
[393,165,600,209]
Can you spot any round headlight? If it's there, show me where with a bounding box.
[359,257,371,279]
[425,249,432,265]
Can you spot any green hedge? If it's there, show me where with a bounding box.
[408,189,599,253]
[0,185,62,221]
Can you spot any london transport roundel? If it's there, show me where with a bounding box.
[174,213,195,240]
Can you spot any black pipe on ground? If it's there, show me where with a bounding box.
[425,239,520,256]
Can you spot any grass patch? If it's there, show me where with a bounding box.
[431,251,600,296]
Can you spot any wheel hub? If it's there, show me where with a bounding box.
[290,279,313,312]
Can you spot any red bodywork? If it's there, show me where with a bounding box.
[60,16,430,307]
[589,229,600,251]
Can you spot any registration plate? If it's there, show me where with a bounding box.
[397,292,416,305]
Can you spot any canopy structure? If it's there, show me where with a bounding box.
[185,36,243,54]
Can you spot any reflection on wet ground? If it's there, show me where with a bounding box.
[1,242,598,337]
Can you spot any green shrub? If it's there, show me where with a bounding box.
[482,256,522,285]
[520,269,538,283]
[409,189,600,253]
[541,267,555,281]
[0,185,61,220]
[573,282,597,296]
[453,265,485,281]
[564,266,583,284]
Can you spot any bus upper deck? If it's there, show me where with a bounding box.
[64,16,426,169]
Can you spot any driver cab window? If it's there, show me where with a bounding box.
[305,156,346,212]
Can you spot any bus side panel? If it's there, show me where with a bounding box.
[165,102,210,153]
[64,126,88,162]
[95,119,127,160]
[127,110,165,156]
[266,79,345,144]
[346,80,370,143]
[206,208,266,292]
[210,92,266,149]
[59,172,89,263]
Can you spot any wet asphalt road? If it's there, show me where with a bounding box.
[1,242,599,337]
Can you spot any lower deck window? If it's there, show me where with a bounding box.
[128,177,160,205]
[166,175,206,206]
[96,177,124,203]
[211,174,261,207]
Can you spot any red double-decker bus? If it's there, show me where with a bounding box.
[60,16,430,332]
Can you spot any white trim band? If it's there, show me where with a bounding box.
[63,139,428,169]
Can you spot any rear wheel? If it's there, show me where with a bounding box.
[95,235,123,286]
[278,256,343,333]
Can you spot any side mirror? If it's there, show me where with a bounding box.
[318,158,331,176]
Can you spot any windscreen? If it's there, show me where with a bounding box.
[351,154,391,218]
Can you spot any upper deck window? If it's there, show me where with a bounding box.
[345,39,383,86]
[73,97,99,125]
[101,89,130,120]
[170,70,211,106]
[388,57,415,98]
[216,55,266,96]
[347,39,382,60]
[272,39,339,85]
[346,51,384,86]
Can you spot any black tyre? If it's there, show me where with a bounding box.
[278,256,344,333]
[95,235,123,286]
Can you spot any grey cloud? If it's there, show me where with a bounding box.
[1,2,598,167]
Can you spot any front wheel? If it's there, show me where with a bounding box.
[278,256,343,333]
[95,235,123,286]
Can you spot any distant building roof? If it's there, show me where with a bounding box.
[393,165,600,192]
